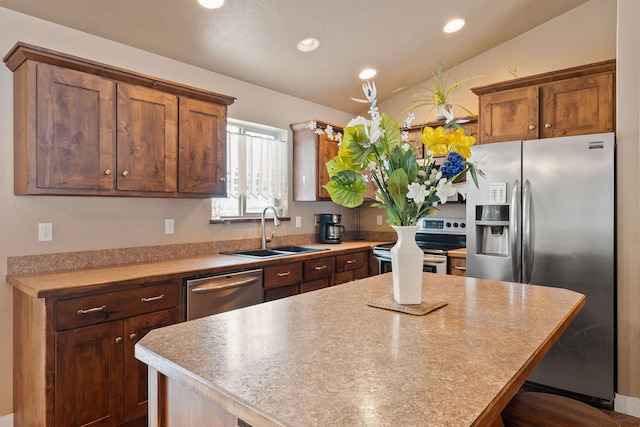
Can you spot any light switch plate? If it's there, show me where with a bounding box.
[295,216,302,228]
[376,215,383,226]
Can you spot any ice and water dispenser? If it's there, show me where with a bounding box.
[474,204,510,256]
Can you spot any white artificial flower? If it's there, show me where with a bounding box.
[402,143,410,152]
[417,170,426,177]
[309,120,317,130]
[325,125,334,140]
[403,112,415,128]
[436,178,457,204]
[442,107,454,124]
[407,182,427,204]
[347,116,369,127]
[401,130,409,142]
[365,116,382,145]
[453,182,468,200]
[351,81,377,104]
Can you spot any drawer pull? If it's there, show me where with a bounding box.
[115,336,123,344]
[346,259,357,264]
[141,294,165,302]
[277,271,291,277]
[314,265,327,270]
[77,305,107,315]
[130,333,137,340]
[453,266,467,271]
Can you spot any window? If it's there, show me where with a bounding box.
[212,119,288,219]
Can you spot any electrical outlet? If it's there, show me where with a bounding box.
[295,216,302,228]
[39,223,53,241]
[376,215,383,226]
[165,219,174,235]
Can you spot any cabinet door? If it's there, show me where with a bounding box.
[55,321,123,427]
[36,63,115,190]
[179,97,227,195]
[478,86,539,144]
[123,308,181,423]
[317,132,340,200]
[117,83,178,192]
[540,73,614,138]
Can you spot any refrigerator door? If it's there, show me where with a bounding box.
[466,140,522,282]
[524,133,615,404]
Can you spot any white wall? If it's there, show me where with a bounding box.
[0,6,354,417]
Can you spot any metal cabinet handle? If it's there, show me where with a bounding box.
[314,265,327,270]
[130,333,137,340]
[346,259,357,264]
[115,337,123,344]
[104,169,112,176]
[141,294,165,302]
[220,177,226,182]
[544,123,552,128]
[528,124,536,130]
[453,266,467,271]
[277,271,291,277]
[121,170,129,177]
[77,305,107,315]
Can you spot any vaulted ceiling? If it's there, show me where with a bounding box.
[0,0,588,114]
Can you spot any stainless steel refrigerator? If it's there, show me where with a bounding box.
[466,133,615,407]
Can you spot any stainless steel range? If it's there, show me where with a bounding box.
[372,217,466,275]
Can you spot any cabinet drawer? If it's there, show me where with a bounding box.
[335,251,367,273]
[448,257,467,277]
[55,281,180,331]
[304,256,335,281]
[263,262,303,289]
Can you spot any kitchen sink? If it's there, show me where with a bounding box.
[271,245,327,253]
[227,246,327,258]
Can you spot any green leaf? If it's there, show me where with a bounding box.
[388,147,418,182]
[325,170,367,208]
[339,125,370,168]
[387,169,408,213]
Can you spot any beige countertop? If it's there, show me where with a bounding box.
[136,273,584,426]
[7,241,385,298]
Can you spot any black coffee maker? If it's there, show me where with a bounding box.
[318,214,345,244]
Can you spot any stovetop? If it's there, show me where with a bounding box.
[374,217,467,254]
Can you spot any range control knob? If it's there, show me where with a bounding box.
[460,222,466,229]
[446,222,452,228]
[453,222,459,228]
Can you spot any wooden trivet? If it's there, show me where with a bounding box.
[366,295,448,316]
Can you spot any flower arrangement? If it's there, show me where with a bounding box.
[320,81,478,226]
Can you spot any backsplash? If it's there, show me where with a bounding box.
[7,231,395,275]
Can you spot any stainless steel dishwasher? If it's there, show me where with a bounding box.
[184,269,263,321]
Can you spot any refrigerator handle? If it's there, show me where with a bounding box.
[510,180,521,283]
[522,179,533,284]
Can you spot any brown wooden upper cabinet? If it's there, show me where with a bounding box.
[3,42,235,197]
[471,59,615,144]
[291,120,342,201]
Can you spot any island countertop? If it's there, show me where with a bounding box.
[136,273,584,427]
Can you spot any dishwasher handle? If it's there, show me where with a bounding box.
[190,276,260,293]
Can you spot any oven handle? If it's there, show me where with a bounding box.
[190,276,260,293]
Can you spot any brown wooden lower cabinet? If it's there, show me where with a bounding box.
[448,256,467,277]
[14,279,182,427]
[262,250,371,301]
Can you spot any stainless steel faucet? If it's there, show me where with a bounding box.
[261,206,281,249]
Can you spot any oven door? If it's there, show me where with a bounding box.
[375,254,447,274]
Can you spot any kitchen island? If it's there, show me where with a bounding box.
[135,273,584,427]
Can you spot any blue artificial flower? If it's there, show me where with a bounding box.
[440,152,465,179]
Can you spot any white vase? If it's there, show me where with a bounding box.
[390,225,424,304]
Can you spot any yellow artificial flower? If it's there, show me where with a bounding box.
[420,126,449,155]
[447,128,475,159]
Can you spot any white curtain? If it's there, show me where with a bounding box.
[227,132,288,199]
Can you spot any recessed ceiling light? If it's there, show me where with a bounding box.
[199,0,224,9]
[297,37,320,52]
[359,68,377,80]
[444,18,465,33]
